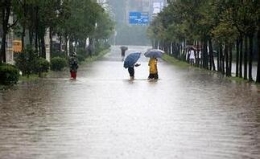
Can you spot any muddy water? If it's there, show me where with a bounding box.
[0,46,259,159]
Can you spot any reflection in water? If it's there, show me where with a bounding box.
[0,46,260,159]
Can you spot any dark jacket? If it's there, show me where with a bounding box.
[69,57,78,72]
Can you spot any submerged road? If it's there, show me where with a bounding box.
[0,45,260,159]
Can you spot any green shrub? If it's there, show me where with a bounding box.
[34,57,50,73]
[50,57,67,71]
[51,50,66,58]
[0,64,20,85]
[76,54,85,62]
[15,47,39,77]
[76,48,87,59]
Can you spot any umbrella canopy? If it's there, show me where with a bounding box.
[123,52,141,68]
[144,49,164,58]
[185,45,197,51]
[120,46,128,51]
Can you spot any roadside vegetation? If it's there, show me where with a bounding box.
[162,54,190,68]
[0,0,115,86]
[147,0,260,83]
[162,53,254,84]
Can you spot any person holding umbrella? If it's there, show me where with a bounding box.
[120,46,128,61]
[123,52,141,80]
[128,63,141,80]
[69,52,79,79]
[148,57,158,80]
[144,49,164,80]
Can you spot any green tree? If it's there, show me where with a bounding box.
[94,11,114,41]
[0,0,18,63]
[150,0,260,83]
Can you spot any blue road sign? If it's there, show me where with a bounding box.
[129,12,149,25]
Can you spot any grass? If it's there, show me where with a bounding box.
[0,85,7,90]
[19,74,40,82]
[162,54,260,85]
[162,54,195,68]
[227,75,260,85]
[0,74,41,90]
[162,54,194,68]
[85,48,110,63]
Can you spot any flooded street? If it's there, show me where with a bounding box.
[0,45,260,159]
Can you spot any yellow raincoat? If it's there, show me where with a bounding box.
[148,58,158,74]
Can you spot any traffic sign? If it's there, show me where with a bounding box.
[129,12,149,25]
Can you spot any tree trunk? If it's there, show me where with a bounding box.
[248,35,253,81]
[209,38,215,71]
[65,35,68,56]
[236,39,239,77]
[22,26,25,50]
[59,35,62,52]
[217,44,221,72]
[40,35,46,58]
[0,0,11,63]
[244,36,248,80]
[228,44,232,76]
[225,44,229,76]
[220,44,225,74]
[0,30,7,63]
[29,29,33,46]
[203,39,208,69]
[35,6,39,52]
[256,30,260,83]
[171,42,174,57]
[239,37,243,78]
[49,27,53,58]
[22,0,27,51]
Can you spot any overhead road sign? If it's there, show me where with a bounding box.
[129,12,149,25]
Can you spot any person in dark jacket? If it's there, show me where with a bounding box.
[120,46,128,61]
[128,63,140,80]
[69,53,79,79]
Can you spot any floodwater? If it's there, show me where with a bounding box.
[0,45,260,159]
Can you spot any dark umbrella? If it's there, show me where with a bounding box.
[144,49,164,58]
[123,52,141,68]
[185,45,197,51]
[120,46,128,51]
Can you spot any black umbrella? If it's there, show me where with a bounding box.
[120,46,128,51]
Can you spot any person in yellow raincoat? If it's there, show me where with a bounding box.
[148,57,158,80]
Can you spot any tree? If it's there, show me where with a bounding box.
[149,0,260,83]
[1,0,114,64]
[93,11,114,40]
[0,0,17,63]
